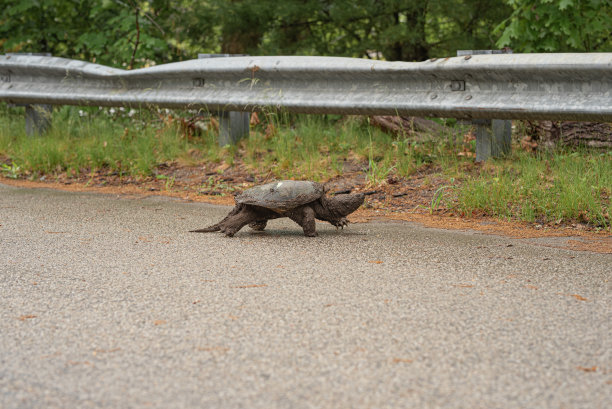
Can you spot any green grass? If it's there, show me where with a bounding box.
[237,112,462,182]
[454,150,611,228]
[0,104,463,182]
[0,105,195,177]
[0,103,609,229]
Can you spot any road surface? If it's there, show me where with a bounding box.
[0,183,610,408]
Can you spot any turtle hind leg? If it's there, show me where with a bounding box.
[248,220,268,231]
[218,205,265,237]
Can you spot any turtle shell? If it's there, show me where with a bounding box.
[236,180,324,211]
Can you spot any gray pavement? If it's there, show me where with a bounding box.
[0,183,610,409]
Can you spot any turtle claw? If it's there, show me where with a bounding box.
[332,217,349,229]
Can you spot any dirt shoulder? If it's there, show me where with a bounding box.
[2,171,610,254]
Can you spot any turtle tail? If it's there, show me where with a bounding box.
[190,204,243,233]
[189,225,221,233]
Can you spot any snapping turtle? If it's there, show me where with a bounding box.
[190,180,365,237]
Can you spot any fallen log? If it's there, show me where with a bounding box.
[522,121,612,151]
[369,116,444,137]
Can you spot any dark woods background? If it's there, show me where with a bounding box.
[1,0,610,68]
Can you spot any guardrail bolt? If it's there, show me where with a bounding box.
[198,53,251,146]
[456,49,513,161]
[450,80,465,91]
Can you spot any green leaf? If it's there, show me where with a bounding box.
[78,32,107,51]
[6,0,37,15]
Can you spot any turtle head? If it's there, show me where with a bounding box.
[326,192,365,217]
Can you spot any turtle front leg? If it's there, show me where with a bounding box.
[288,206,317,237]
[218,206,263,237]
[191,204,262,237]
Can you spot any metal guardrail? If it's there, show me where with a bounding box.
[1,53,611,121]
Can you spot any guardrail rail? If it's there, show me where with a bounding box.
[1,53,611,159]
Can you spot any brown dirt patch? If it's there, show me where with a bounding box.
[565,238,612,254]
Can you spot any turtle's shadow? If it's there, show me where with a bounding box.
[243,228,366,237]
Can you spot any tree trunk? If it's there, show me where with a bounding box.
[522,121,612,151]
[402,7,429,62]
[221,30,261,54]
[383,6,429,62]
[220,0,263,54]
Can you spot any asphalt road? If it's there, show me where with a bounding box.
[0,183,610,409]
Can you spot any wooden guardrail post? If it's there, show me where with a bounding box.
[25,104,53,136]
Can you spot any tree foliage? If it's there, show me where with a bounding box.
[496,0,612,52]
[1,0,609,68]
[0,0,173,67]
